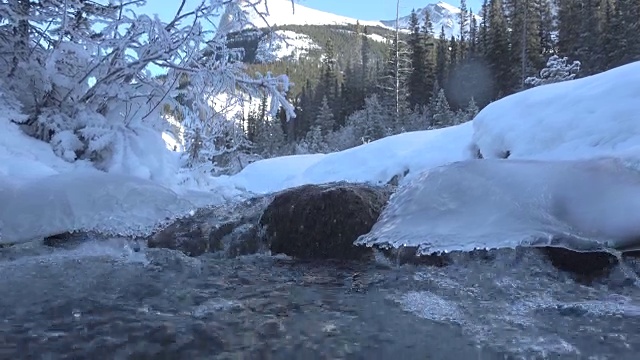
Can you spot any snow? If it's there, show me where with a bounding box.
[0,169,198,244]
[0,119,231,244]
[359,61,640,254]
[472,61,640,163]
[230,122,474,194]
[382,2,482,39]
[256,30,320,62]
[356,158,640,254]
[365,33,388,43]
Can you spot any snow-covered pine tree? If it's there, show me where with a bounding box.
[303,125,329,154]
[315,96,335,136]
[0,0,295,179]
[346,94,389,143]
[431,89,454,128]
[525,55,581,87]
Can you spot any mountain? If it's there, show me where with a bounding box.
[381,1,482,39]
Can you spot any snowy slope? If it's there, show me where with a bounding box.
[230,122,474,194]
[241,0,389,29]
[360,61,640,254]
[382,2,482,39]
[472,61,640,163]
[256,30,320,62]
[0,118,238,244]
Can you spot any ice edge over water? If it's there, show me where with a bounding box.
[357,158,640,255]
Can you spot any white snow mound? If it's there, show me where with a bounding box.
[357,158,640,254]
[231,122,474,194]
[472,61,640,162]
[0,171,196,244]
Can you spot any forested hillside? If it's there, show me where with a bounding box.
[230,0,640,168]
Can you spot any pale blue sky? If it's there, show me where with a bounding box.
[297,0,484,21]
[135,1,484,23]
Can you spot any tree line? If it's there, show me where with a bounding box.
[237,0,640,166]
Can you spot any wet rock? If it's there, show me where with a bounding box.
[226,224,264,258]
[376,246,451,267]
[191,321,229,351]
[43,231,89,248]
[541,246,618,282]
[146,211,219,257]
[256,318,284,339]
[260,183,391,260]
[386,169,410,187]
[147,196,271,257]
[145,248,204,276]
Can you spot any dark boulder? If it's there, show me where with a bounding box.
[147,196,271,257]
[260,182,392,260]
[541,246,618,282]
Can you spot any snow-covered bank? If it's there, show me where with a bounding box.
[0,171,198,244]
[472,61,640,162]
[0,119,230,244]
[231,122,474,194]
[359,61,640,253]
[357,158,640,254]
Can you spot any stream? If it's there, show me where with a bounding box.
[0,239,639,359]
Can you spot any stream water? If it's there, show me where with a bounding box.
[1,239,639,359]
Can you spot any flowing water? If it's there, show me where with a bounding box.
[1,239,640,359]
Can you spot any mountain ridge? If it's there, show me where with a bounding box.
[242,0,480,39]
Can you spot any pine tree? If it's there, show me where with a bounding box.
[303,125,329,154]
[408,10,430,108]
[486,0,514,97]
[435,26,449,91]
[459,0,470,56]
[346,94,388,143]
[315,96,335,135]
[477,0,490,56]
[422,11,437,102]
[468,9,479,56]
[525,55,581,86]
[431,89,454,128]
[317,39,338,105]
[556,0,582,60]
[361,26,372,93]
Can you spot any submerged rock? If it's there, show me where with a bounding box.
[260,182,392,260]
[540,246,618,282]
[147,196,271,257]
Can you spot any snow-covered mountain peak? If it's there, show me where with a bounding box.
[381,2,482,39]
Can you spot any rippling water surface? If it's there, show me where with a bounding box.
[1,239,639,359]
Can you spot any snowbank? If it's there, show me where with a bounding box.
[0,119,235,244]
[231,122,474,194]
[0,120,85,187]
[359,62,640,254]
[472,61,640,162]
[357,158,640,254]
[0,170,197,244]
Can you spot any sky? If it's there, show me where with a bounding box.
[135,1,484,23]
[297,0,484,21]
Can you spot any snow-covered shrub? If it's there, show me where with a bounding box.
[525,55,581,87]
[0,0,295,181]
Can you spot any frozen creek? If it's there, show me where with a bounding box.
[1,239,640,359]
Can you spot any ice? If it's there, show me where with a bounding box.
[231,122,474,194]
[0,170,196,244]
[357,158,640,254]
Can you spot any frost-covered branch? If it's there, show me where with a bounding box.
[0,0,297,178]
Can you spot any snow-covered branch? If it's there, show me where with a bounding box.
[0,0,296,178]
